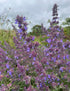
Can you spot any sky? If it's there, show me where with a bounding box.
[0,0,70,32]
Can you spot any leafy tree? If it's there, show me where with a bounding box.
[61,17,70,40]
[63,26,70,40]
[62,17,70,26]
[29,25,43,36]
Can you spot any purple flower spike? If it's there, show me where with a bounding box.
[6,56,8,60]
[9,71,12,76]
[0,72,1,74]
[24,41,27,44]
[27,47,30,52]
[7,71,12,76]
[15,51,16,54]
[59,67,63,72]
[40,73,43,76]
[23,17,26,21]
[15,20,18,24]
[54,58,56,62]
[6,64,9,69]
[66,61,70,65]
[47,34,50,37]
[60,39,63,42]
[40,83,42,88]
[46,62,49,65]
[18,24,21,27]
[5,51,8,54]
[19,36,22,39]
[48,75,51,78]
[32,36,35,41]
[57,79,60,81]
[33,57,36,61]
[32,62,35,65]
[50,45,53,48]
[15,56,18,59]
[57,28,61,31]
[58,83,60,85]
[66,55,69,59]
[63,56,65,60]
[69,45,70,48]
[24,26,27,30]
[18,74,21,77]
[29,54,32,58]
[17,29,22,33]
[49,27,51,30]
[58,55,60,58]
[44,77,47,82]
[47,39,51,43]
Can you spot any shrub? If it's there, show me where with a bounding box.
[29,25,43,36]
[63,26,70,40]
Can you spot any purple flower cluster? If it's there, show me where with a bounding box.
[0,4,70,91]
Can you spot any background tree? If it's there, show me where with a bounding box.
[62,17,70,40]
[62,17,70,26]
[29,25,43,36]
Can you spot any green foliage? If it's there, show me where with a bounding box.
[31,72,37,77]
[62,17,70,26]
[63,26,70,40]
[47,19,51,23]
[31,78,37,88]
[33,35,49,47]
[29,25,42,36]
[0,30,16,48]
[31,78,35,85]
[39,35,49,47]
[34,36,42,44]
[13,80,29,90]
[26,70,37,77]
[0,28,70,50]
[0,77,11,85]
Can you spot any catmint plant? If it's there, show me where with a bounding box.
[0,4,70,91]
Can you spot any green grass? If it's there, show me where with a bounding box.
[0,27,70,48]
[0,29,16,48]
